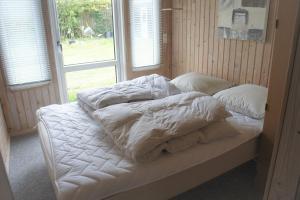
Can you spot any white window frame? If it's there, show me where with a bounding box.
[47,0,125,103]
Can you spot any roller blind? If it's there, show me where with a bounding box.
[129,0,161,68]
[0,0,51,88]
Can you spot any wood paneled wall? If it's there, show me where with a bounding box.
[0,104,10,172]
[172,0,278,87]
[0,77,59,135]
[0,1,60,135]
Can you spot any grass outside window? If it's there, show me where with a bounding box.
[62,38,116,102]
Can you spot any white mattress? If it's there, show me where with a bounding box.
[37,103,263,200]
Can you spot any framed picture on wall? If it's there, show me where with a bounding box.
[218,0,269,41]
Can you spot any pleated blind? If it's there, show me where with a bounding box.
[129,0,161,68]
[0,0,51,88]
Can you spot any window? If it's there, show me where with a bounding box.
[54,0,119,102]
[0,0,51,88]
[129,0,161,68]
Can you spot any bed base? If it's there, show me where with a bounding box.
[106,139,258,200]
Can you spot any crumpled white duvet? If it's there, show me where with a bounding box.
[93,92,230,162]
[77,74,180,111]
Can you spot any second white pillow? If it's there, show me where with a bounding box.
[213,84,268,119]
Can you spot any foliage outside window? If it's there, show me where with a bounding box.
[56,0,113,40]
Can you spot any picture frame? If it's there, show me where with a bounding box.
[218,0,270,41]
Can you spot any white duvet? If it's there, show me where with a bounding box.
[93,92,230,162]
[77,74,180,111]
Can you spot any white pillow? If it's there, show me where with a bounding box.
[213,84,268,119]
[171,73,234,95]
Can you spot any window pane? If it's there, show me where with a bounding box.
[65,66,116,102]
[0,0,51,87]
[56,0,115,66]
[62,38,115,65]
[129,0,161,68]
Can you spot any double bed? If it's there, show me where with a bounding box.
[37,102,263,200]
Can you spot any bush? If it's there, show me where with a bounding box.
[57,0,113,39]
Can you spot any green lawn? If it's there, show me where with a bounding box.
[62,38,115,65]
[66,67,116,101]
[62,38,116,102]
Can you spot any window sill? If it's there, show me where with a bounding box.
[8,81,51,91]
[132,64,161,72]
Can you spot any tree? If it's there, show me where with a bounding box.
[56,0,113,39]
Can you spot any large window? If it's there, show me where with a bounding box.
[54,0,118,102]
[129,0,161,68]
[56,0,116,66]
[0,0,51,88]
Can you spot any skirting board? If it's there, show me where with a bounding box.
[9,127,37,137]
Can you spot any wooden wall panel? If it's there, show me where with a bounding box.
[0,104,10,172]
[172,0,278,87]
[0,79,60,135]
[0,152,13,200]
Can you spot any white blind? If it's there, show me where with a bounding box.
[129,0,161,68]
[0,0,51,88]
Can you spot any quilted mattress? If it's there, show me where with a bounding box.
[37,103,263,200]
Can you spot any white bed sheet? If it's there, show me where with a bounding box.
[37,103,263,200]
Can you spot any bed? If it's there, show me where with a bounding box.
[37,102,263,200]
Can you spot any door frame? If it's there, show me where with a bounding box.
[260,0,300,198]
[47,0,125,103]
[266,22,300,199]
[0,153,13,200]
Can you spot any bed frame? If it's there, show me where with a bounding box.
[106,138,258,200]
